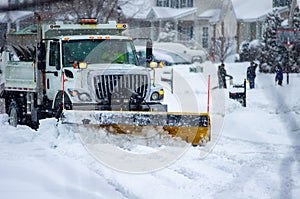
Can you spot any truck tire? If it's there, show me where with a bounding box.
[8,101,20,127]
[53,92,72,119]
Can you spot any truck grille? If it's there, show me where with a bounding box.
[94,74,149,101]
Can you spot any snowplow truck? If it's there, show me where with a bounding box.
[0,15,210,146]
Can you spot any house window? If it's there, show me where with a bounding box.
[181,0,187,7]
[273,0,290,7]
[187,0,193,7]
[171,0,193,8]
[179,26,193,40]
[171,0,179,8]
[157,0,169,7]
[181,0,193,8]
[202,27,209,48]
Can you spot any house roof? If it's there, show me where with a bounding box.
[197,9,221,23]
[119,0,154,20]
[148,7,197,21]
[121,4,197,21]
[0,11,33,23]
[231,0,294,22]
[231,0,272,21]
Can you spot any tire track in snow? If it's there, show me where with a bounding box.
[160,133,300,198]
[52,124,135,199]
[206,135,299,198]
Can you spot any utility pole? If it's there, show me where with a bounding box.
[286,0,297,84]
[288,0,297,27]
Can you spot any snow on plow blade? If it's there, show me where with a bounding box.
[61,110,211,146]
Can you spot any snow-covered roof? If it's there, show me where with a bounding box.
[231,0,292,22]
[119,0,154,19]
[198,9,221,23]
[122,5,197,20]
[149,7,197,20]
[231,0,273,21]
[0,11,34,23]
[0,0,8,7]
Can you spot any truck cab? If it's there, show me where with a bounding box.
[1,19,166,128]
[43,21,165,113]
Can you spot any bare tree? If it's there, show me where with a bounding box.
[50,0,151,23]
[51,0,120,23]
[212,36,236,63]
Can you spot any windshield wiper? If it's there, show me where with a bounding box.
[173,62,191,65]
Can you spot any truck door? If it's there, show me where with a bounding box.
[45,40,62,100]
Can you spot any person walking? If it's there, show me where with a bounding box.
[275,65,283,86]
[247,61,258,89]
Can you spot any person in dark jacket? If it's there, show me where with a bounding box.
[218,63,228,88]
[275,65,283,86]
[247,61,258,89]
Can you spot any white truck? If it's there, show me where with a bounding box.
[0,15,211,146]
[0,16,166,129]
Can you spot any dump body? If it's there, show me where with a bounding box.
[3,60,36,91]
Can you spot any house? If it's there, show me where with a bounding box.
[122,0,298,60]
[0,0,51,47]
[120,0,198,43]
[122,0,237,61]
[196,0,237,61]
[0,0,298,58]
[232,0,293,53]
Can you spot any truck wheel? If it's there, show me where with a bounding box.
[8,101,19,127]
[54,92,72,119]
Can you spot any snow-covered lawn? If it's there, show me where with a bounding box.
[1,61,300,198]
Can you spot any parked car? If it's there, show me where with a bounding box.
[153,42,208,63]
[136,46,191,67]
[136,46,201,82]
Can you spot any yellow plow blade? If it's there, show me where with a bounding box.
[61,110,211,146]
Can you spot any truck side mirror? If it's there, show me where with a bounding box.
[146,39,153,67]
[37,42,46,70]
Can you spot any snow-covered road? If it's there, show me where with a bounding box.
[0,61,300,198]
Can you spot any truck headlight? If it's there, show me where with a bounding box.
[151,89,164,101]
[151,92,159,100]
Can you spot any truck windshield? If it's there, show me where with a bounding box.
[62,39,139,66]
